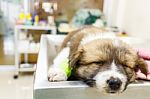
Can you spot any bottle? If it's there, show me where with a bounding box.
[25,13,32,25]
[34,15,39,26]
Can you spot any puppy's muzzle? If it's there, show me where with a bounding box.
[107,78,122,93]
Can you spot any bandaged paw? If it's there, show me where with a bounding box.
[48,47,71,82]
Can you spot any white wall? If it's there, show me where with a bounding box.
[104,0,150,39]
[122,0,150,39]
[103,0,119,27]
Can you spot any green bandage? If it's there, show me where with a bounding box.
[60,58,72,77]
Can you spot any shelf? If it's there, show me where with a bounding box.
[15,25,56,30]
[14,25,57,75]
[19,67,36,72]
[19,64,36,72]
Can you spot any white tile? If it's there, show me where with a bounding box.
[0,65,15,71]
[0,71,33,99]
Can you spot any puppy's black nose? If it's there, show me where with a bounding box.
[107,78,122,90]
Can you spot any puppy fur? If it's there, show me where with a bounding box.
[48,26,147,94]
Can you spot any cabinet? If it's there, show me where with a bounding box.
[14,25,56,78]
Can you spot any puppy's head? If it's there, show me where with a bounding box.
[69,39,147,94]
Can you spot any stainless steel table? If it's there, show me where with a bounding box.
[34,35,150,99]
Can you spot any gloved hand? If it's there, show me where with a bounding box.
[135,48,150,80]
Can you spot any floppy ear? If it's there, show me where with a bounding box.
[136,58,148,75]
[69,48,83,69]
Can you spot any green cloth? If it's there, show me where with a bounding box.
[60,58,72,77]
[70,9,106,27]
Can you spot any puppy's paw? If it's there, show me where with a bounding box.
[48,68,67,82]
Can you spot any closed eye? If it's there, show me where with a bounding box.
[93,61,106,65]
[123,64,134,70]
[79,61,106,66]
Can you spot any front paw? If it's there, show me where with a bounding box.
[48,68,67,82]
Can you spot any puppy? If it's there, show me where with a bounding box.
[48,26,147,94]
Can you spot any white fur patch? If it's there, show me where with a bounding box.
[53,47,70,68]
[94,61,127,93]
[80,32,116,45]
[48,67,67,81]
[111,60,118,71]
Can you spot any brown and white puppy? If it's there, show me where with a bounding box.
[48,26,147,94]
